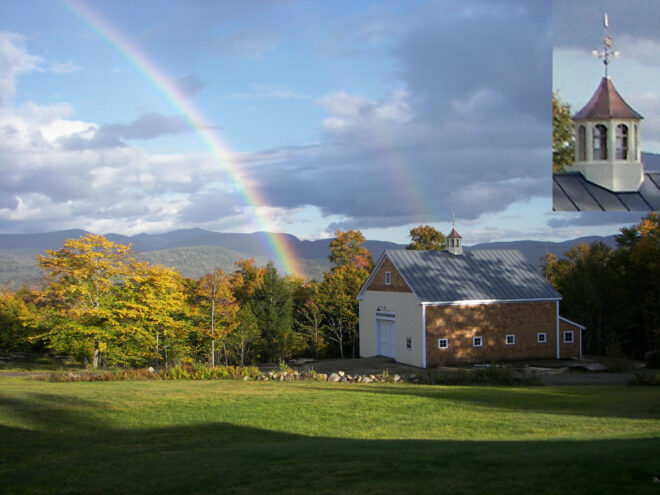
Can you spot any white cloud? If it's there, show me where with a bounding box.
[0,32,42,104]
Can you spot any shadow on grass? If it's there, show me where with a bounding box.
[0,393,659,495]
[302,383,659,420]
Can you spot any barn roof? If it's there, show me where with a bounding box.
[553,171,660,211]
[358,249,561,305]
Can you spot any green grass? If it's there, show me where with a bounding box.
[1,378,659,494]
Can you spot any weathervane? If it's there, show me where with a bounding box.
[451,212,456,229]
[592,13,620,77]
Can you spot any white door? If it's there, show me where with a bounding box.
[376,319,397,358]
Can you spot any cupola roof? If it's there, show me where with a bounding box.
[447,228,461,239]
[574,77,643,121]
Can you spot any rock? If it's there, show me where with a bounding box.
[369,374,376,380]
[147,367,155,374]
[362,376,372,383]
[340,376,348,382]
[346,374,353,381]
[318,373,328,381]
[393,374,401,383]
[338,371,345,377]
[328,372,341,382]
[267,371,274,378]
[242,376,249,381]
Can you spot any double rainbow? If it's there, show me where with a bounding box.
[62,0,304,277]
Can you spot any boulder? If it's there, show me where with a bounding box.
[328,373,341,382]
[338,371,345,377]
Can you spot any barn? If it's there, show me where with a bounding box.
[357,230,584,368]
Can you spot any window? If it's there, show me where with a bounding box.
[438,339,448,349]
[473,336,483,348]
[406,337,412,349]
[616,124,628,159]
[384,271,391,285]
[537,333,547,343]
[578,125,586,161]
[564,331,574,344]
[593,124,608,160]
[505,334,515,345]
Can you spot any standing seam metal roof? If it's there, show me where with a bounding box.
[383,249,561,304]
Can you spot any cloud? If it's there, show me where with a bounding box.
[172,74,206,97]
[554,0,660,54]
[58,112,190,150]
[228,83,309,100]
[212,28,281,58]
[0,32,42,104]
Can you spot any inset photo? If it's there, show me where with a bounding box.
[553,1,660,211]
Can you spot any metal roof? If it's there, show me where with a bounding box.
[574,77,643,121]
[553,171,660,211]
[372,249,561,304]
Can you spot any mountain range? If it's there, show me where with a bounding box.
[0,228,617,289]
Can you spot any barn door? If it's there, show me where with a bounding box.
[376,318,397,359]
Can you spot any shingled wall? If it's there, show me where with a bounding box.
[425,301,557,366]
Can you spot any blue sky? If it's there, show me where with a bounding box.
[0,0,647,246]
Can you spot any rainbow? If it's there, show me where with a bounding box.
[61,0,304,277]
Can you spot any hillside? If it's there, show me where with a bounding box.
[0,229,618,288]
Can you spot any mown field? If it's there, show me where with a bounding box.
[1,378,659,494]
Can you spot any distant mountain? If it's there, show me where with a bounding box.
[0,228,619,289]
[470,235,617,269]
[642,151,660,172]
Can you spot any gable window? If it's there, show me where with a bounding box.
[616,124,628,159]
[505,334,515,345]
[473,336,483,348]
[384,271,392,285]
[578,125,586,161]
[593,124,608,160]
[438,339,448,349]
[564,331,574,344]
[406,337,412,349]
[537,333,547,343]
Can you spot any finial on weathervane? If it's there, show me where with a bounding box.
[592,13,620,77]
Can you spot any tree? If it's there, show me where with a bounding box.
[251,263,294,362]
[228,305,261,366]
[406,225,446,250]
[230,258,266,305]
[329,230,373,270]
[553,92,574,173]
[37,234,133,368]
[198,269,239,366]
[0,290,40,352]
[116,262,191,368]
[295,281,325,360]
[319,264,369,359]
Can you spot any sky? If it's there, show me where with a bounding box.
[0,0,649,252]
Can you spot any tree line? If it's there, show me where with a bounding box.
[542,212,660,359]
[0,225,446,368]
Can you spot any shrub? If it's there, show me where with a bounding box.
[628,371,660,386]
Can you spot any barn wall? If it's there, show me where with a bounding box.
[359,291,424,367]
[425,301,557,366]
[559,318,583,359]
[365,258,412,293]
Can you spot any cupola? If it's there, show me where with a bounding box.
[572,13,644,192]
[446,228,462,256]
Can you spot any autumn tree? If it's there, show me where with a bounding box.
[116,263,191,368]
[37,234,133,368]
[198,269,239,366]
[553,92,574,173]
[0,289,40,352]
[329,230,373,270]
[406,225,446,250]
[230,258,265,305]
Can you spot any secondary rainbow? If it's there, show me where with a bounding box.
[62,0,304,277]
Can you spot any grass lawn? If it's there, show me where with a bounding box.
[1,378,659,494]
